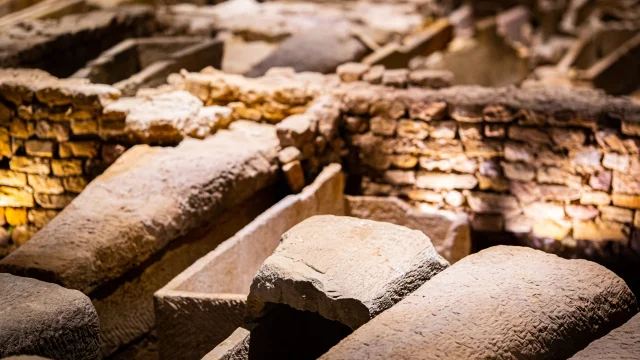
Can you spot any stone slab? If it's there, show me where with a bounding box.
[0,121,280,354]
[0,274,100,360]
[344,195,470,263]
[570,313,640,359]
[154,164,345,360]
[245,215,450,330]
[321,246,638,360]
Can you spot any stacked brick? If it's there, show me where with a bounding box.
[337,62,454,89]
[338,83,640,249]
[0,69,123,255]
[272,78,640,252]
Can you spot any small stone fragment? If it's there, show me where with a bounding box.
[282,160,305,193]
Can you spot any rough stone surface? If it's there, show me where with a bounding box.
[345,196,470,263]
[321,246,638,360]
[0,121,280,354]
[570,314,640,360]
[245,215,450,330]
[155,164,344,360]
[0,274,100,360]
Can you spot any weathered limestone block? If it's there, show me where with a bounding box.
[0,170,26,187]
[408,70,453,89]
[24,140,54,158]
[51,159,83,177]
[550,128,586,149]
[581,191,612,206]
[565,205,599,221]
[282,160,305,193]
[0,274,100,360]
[34,194,75,210]
[0,121,280,355]
[458,123,482,141]
[62,177,88,194]
[390,154,418,169]
[570,313,640,360]
[382,69,409,88]
[524,202,565,220]
[9,119,34,139]
[245,215,450,330]
[9,157,50,175]
[429,121,456,139]
[600,206,634,223]
[450,104,482,123]
[573,220,628,242]
[35,121,70,142]
[383,170,415,185]
[370,117,397,136]
[612,194,640,209]
[0,187,33,208]
[590,171,612,191]
[484,123,505,137]
[613,173,640,194]
[537,166,581,188]
[362,66,385,85]
[321,246,638,360]
[603,153,630,172]
[27,175,64,195]
[416,172,477,190]
[463,140,503,158]
[336,63,370,83]
[533,219,572,240]
[408,101,447,121]
[276,114,314,148]
[28,209,59,229]
[58,142,99,158]
[466,192,520,216]
[501,161,535,181]
[345,196,470,263]
[570,146,602,174]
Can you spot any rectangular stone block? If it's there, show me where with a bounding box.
[321,246,637,360]
[416,172,478,190]
[59,141,99,158]
[27,175,64,195]
[0,186,33,207]
[71,119,99,135]
[581,192,612,206]
[9,157,50,175]
[0,170,27,187]
[34,193,75,209]
[62,177,89,193]
[25,140,54,158]
[612,194,640,209]
[573,220,628,242]
[28,209,59,229]
[600,206,634,223]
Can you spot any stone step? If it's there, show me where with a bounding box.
[0,273,100,360]
[320,246,638,360]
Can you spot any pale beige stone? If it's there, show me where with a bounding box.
[581,192,611,206]
[282,160,305,193]
[483,105,513,123]
[403,189,443,203]
[504,214,532,233]
[11,225,33,245]
[0,186,33,207]
[540,185,581,201]
[382,69,409,87]
[28,209,59,228]
[484,124,505,137]
[35,121,69,141]
[466,192,520,216]
[501,161,535,181]
[416,172,478,190]
[34,193,75,209]
[565,205,599,221]
[397,119,429,139]
[612,173,640,195]
[51,159,83,177]
[61,176,88,194]
[71,119,98,135]
[508,126,551,144]
[600,206,634,223]
[0,170,27,187]
[383,170,415,185]
[27,175,64,195]
[602,153,630,172]
[537,167,582,188]
[419,158,452,172]
[463,140,502,158]
[570,146,602,174]
[445,191,464,207]
[550,128,586,149]
[573,220,628,242]
[9,157,50,175]
[523,202,565,220]
[635,211,640,228]
[458,123,482,141]
[450,105,482,123]
[25,140,54,158]
[589,171,612,192]
[533,219,571,240]
[429,121,456,139]
[621,121,640,136]
[277,146,301,164]
[337,63,370,83]
[370,117,397,136]
[390,155,418,169]
[362,65,385,84]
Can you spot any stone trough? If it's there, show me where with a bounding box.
[72,37,224,96]
[154,164,344,360]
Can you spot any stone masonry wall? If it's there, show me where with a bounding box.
[272,73,640,258]
[0,68,234,257]
[0,69,122,255]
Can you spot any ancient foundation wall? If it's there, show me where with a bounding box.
[154,164,344,360]
[272,79,640,263]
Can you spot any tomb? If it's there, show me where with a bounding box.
[0,1,639,359]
